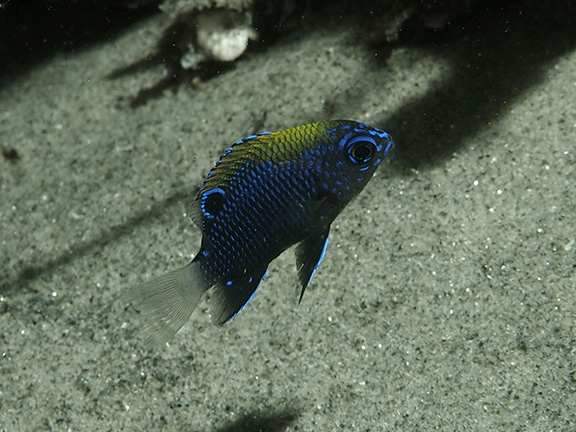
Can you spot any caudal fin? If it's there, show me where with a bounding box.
[126,263,205,346]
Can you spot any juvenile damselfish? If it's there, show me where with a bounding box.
[131,120,393,344]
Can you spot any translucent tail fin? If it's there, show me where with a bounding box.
[126,263,206,346]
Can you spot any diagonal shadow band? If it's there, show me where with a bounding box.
[379,0,576,169]
[0,189,190,295]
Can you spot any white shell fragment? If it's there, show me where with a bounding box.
[180,9,257,69]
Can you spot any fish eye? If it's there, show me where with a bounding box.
[202,188,226,218]
[348,140,375,164]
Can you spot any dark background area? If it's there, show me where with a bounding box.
[0,0,160,81]
[0,0,510,84]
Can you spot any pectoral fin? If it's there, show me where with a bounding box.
[295,228,330,303]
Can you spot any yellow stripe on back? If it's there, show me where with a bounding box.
[202,122,334,193]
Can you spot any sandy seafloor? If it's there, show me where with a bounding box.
[1,5,575,432]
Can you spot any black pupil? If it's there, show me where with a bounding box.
[205,191,225,215]
[351,142,373,163]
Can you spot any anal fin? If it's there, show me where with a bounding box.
[210,264,268,324]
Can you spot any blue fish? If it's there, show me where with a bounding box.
[130,120,393,344]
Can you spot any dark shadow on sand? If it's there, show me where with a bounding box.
[212,409,299,432]
[378,0,576,169]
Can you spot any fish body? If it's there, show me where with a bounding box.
[132,120,393,344]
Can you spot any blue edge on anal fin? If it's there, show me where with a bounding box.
[211,265,268,324]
